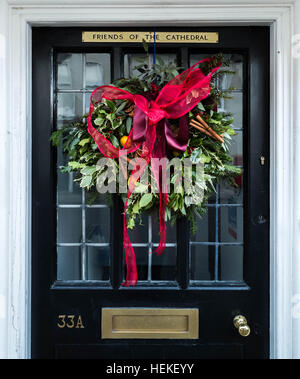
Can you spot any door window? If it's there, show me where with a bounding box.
[56,52,112,282]
[189,53,244,283]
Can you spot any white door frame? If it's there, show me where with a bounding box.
[0,0,298,359]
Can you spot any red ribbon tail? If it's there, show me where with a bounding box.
[122,195,138,287]
[122,155,151,287]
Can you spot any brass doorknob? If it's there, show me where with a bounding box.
[233,315,251,337]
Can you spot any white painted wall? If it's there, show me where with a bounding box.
[0,0,9,360]
[293,0,300,360]
[0,0,300,359]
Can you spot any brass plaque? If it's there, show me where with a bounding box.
[102,308,199,339]
[82,31,219,44]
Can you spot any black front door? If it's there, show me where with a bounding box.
[32,26,270,359]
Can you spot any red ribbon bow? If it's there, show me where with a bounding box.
[88,58,220,286]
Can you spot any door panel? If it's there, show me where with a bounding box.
[32,26,270,359]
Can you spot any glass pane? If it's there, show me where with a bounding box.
[86,208,111,243]
[218,54,243,91]
[128,214,148,244]
[219,175,243,205]
[57,208,82,243]
[207,191,216,204]
[86,191,111,206]
[152,247,177,281]
[152,215,177,243]
[57,246,81,280]
[220,207,243,243]
[57,53,83,90]
[57,93,83,126]
[123,247,149,281]
[190,245,214,281]
[57,144,68,167]
[57,170,82,205]
[87,246,110,280]
[222,92,243,129]
[190,210,216,242]
[220,246,243,281]
[124,53,177,78]
[85,53,111,90]
[228,130,243,162]
[85,92,93,113]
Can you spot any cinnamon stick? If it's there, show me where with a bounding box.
[189,121,215,139]
[196,115,224,144]
[190,119,224,144]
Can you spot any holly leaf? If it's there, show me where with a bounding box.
[80,175,93,188]
[80,165,98,176]
[132,202,140,214]
[68,161,86,170]
[200,154,211,163]
[127,217,136,230]
[94,117,105,126]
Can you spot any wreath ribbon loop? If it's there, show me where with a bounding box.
[87,58,220,286]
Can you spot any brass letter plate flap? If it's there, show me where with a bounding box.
[102,308,199,339]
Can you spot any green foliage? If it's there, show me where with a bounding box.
[51,50,242,231]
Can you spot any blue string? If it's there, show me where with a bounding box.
[153,27,157,65]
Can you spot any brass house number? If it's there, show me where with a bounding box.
[57,315,85,329]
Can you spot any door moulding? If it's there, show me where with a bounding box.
[0,0,296,359]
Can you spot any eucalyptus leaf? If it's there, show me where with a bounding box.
[79,138,91,147]
[191,148,202,163]
[116,101,127,114]
[197,102,206,112]
[134,183,148,193]
[110,135,120,148]
[126,117,133,133]
[139,193,153,208]
[70,137,80,151]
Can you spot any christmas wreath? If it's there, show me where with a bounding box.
[51,48,241,286]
